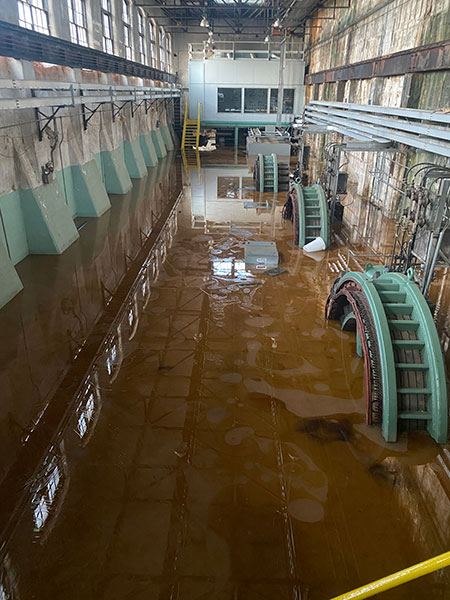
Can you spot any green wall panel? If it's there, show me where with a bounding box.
[20,181,79,254]
[123,138,147,179]
[0,190,28,264]
[139,133,159,167]
[0,238,23,309]
[151,129,167,159]
[98,146,133,194]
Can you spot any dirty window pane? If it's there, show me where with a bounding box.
[244,88,267,113]
[270,88,295,113]
[218,88,241,113]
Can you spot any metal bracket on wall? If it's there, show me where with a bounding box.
[80,92,104,131]
[33,104,62,142]
[112,101,129,122]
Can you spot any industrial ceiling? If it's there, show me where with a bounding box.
[135,0,328,36]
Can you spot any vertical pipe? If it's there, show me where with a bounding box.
[276,37,286,129]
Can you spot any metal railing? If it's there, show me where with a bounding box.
[330,550,450,599]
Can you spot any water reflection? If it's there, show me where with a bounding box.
[2,153,450,599]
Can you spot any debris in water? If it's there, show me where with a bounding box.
[173,442,189,458]
[297,417,354,443]
[264,267,287,277]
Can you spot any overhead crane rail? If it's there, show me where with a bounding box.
[326,265,448,443]
[283,182,330,248]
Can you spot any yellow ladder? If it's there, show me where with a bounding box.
[181,101,202,149]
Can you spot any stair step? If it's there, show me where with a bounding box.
[392,339,424,349]
[398,387,431,395]
[398,412,432,420]
[395,363,429,371]
[383,303,414,315]
[306,225,320,230]
[388,320,420,331]
[378,291,407,302]
[374,282,400,291]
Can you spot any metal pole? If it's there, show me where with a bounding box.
[276,36,286,129]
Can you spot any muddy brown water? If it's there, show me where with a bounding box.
[1,153,450,599]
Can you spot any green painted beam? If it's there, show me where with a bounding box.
[0,238,23,308]
[98,147,132,194]
[200,120,291,128]
[20,181,79,254]
[123,138,148,179]
[160,125,175,152]
[139,132,159,167]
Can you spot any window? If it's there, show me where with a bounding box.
[101,0,114,54]
[137,9,146,64]
[165,33,171,72]
[218,88,241,113]
[122,0,132,60]
[270,88,295,113]
[18,0,50,35]
[67,0,88,45]
[159,27,165,71]
[244,88,268,113]
[149,19,156,67]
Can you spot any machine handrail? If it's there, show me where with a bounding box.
[329,550,450,599]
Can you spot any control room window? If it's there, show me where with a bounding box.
[67,0,88,46]
[218,88,241,113]
[101,0,114,54]
[137,9,146,63]
[122,0,132,60]
[270,88,295,113]
[18,0,50,35]
[244,88,268,113]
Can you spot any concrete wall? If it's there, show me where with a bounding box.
[0,0,173,72]
[0,56,177,309]
[188,58,305,124]
[303,0,450,217]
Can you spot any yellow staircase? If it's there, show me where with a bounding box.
[181,101,202,149]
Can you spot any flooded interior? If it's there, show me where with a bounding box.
[1,149,450,600]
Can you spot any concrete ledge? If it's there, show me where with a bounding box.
[124,138,147,179]
[98,147,133,194]
[139,133,159,167]
[20,181,79,254]
[0,239,23,309]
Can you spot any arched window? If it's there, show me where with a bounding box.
[159,26,166,71]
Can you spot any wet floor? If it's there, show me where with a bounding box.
[1,150,450,599]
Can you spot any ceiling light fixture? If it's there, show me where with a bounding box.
[264,34,270,42]
[200,15,209,27]
[273,18,280,27]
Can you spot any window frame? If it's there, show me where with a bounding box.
[149,19,157,67]
[122,0,132,61]
[217,87,242,114]
[18,0,50,35]
[244,87,268,114]
[137,8,147,64]
[67,0,88,46]
[269,88,295,114]
[101,0,114,54]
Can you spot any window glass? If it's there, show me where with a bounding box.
[67,0,88,45]
[244,88,267,113]
[270,88,295,113]
[101,0,114,53]
[218,88,241,113]
[122,0,132,60]
[18,0,50,34]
